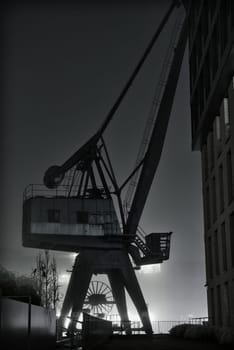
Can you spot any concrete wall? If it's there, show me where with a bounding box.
[0,298,56,350]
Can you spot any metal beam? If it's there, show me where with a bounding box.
[126,16,188,236]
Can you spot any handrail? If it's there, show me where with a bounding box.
[23,183,109,202]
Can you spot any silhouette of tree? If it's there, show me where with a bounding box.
[32,250,61,311]
[0,265,41,305]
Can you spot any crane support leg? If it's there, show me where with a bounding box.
[108,269,131,334]
[58,253,92,334]
[69,254,93,329]
[121,253,153,335]
[59,249,152,335]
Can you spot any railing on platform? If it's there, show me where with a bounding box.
[23,184,110,202]
[151,317,211,334]
[56,314,211,349]
[105,315,211,335]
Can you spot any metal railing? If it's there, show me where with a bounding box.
[23,184,110,202]
[23,184,73,202]
[151,318,211,334]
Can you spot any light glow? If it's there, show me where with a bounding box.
[59,273,70,283]
[64,317,71,329]
[139,264,161,274]
[149,310,157,322]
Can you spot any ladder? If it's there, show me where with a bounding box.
[134,235,151,257]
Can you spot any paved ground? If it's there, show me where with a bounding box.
[94,334,232,350]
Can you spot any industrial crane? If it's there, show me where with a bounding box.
[22,0,187,335]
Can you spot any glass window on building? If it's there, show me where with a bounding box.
[221,222,228,271]
[206,186,211,229]
[214,230,220,275]
[231,0,234,28]
[223,97,230,138]
[201,7,208,47]
[212,176,217,222]
[229,212,234,267]
[214,116,221,156]
[219,165,224,213]
[223,282,231,326]
[204,58,211,99]
[226,150,233,203]
[209,0,216,21]
[216,285,222,326]
[208,236,213,278]
[208,129,214,170]
[210,288,215,326]
[211,26,219,76]
[219,1,228,53]
[202,142,208,178]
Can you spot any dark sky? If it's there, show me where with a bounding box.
[1,0,207,320]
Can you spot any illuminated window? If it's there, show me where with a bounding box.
[48,210,60,223]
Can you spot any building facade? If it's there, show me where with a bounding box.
[186,0,234,327]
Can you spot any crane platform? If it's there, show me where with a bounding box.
[22,185,135,251]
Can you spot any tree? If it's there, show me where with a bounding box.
[32,250,61,311]
[0,264,41,305]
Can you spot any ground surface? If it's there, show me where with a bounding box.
[94,334,232,350]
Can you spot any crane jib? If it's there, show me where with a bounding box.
[126,16,188,236]
[43,0,179,188]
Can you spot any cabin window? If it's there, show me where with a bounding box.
[48,209,60,223]
[105,214,112,223]
[77,211,88,223]
[88,214,104,225]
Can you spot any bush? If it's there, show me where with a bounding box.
[214,327,234,345]
[169,324,191,337]
[170,323,234,345]
[184,325,216,341]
